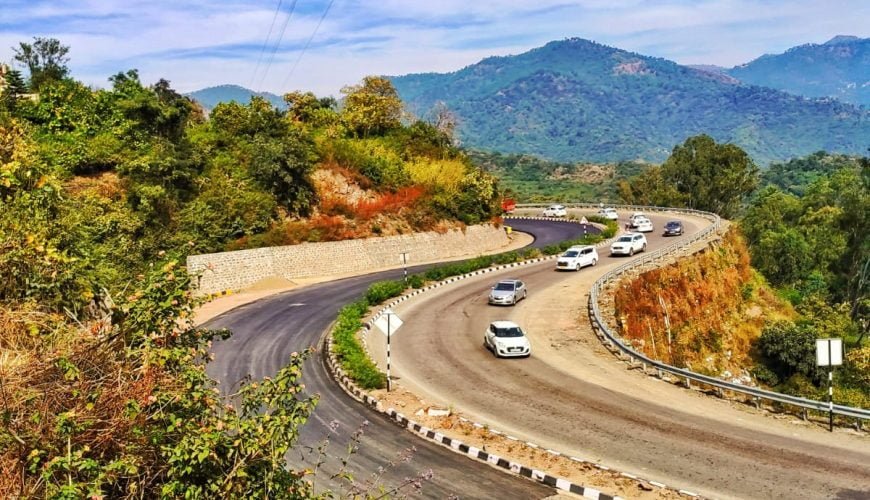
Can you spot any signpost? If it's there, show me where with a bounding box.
[399,252,409,284]
[374,309,403,392]
[816,338,843,432]
[580,216,588,235]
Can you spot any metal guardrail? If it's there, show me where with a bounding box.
[540,203,870,423]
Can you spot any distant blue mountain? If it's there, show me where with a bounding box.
[727,36,869,107]
[390,38,870,165]
[186,84,285,111]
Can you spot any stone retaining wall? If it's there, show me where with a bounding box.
[187,225,510,295]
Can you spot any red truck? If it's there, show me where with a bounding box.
[501,198,516,214]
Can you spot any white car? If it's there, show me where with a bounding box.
[610,232,647,256]
[484,320,531,358]
[628,212,647,225]
[542,204,567,217]
[556,245,599,271]
[632,217,654,233]
[598,207,619,220]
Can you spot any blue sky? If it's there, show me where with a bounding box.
[1,0,867,96]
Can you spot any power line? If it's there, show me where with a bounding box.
[281,0,335,92]
[250,0,284,89]
[257,0,299,90]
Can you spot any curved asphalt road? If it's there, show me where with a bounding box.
[382,213,870,499]
[206,218,591,498]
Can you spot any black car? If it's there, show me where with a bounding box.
[663,220,684,236]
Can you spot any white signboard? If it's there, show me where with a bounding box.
[374,310,403,337]
[580,217,588,224]
[816,338,843,366]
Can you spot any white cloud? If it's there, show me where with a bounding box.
[0,0,866,95]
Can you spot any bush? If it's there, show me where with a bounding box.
[331,300,386,390]
[365,280,406,304]
[407,274,425,289]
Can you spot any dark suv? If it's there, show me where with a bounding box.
[663,220,684,236]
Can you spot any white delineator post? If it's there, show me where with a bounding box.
[374,309,403,392]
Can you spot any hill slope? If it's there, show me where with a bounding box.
[728,36,870,107]
[186,84,286,111]
[390,38,870,165]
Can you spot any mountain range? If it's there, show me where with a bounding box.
[187,36,869,165]
[390,38,868,165]
[727,36,869,107]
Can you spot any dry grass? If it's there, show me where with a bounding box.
[613,228,793,375]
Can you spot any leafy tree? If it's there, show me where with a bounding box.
[659,134,759,217]
[248,130,318,214]
[757,320,822,383]
[619,135,758,217]
[341,76,403,137]
[12,37,70,90]
[1,67,27,112]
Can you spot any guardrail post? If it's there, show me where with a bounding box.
[753,397,761,410]
[685,377,692,389]
[801,409,808,421]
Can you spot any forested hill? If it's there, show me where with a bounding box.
[390,38,870,165]
[727,36,869,107]
[186,84,285,111]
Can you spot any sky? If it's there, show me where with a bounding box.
[1,0,867,97]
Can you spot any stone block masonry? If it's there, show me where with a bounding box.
[187,225,511,296]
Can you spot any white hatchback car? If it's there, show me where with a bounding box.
[598,207,619,220]
[542,204,567,217]
[610,232,647,256]
[632,217,654,233]
[556,245,599,271]
[484,320,531,358]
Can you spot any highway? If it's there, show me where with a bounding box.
[374,212,870,499]
[205,218,591,498]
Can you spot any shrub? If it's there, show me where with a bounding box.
[331,300,386,390]
[407,274,425,289]
[365,280,406,304]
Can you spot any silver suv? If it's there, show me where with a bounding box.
[610,233,647,256]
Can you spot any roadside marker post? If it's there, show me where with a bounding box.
[375,310,403,392]
[400,252,409,284]
[816,338,843,432]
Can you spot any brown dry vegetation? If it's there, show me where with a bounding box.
[614,228,794,378]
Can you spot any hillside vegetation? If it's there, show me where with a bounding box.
[0,38,501,497]
[616,144,869,410]
[390,38,870,165]
[468,150,646,203]
[728,36,870,107]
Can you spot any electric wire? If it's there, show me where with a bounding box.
[280,0,336,91]
[249,0,283,89]
[257,0,299,90]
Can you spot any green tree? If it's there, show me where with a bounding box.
[1,67,27,112]
[658,134,759,218]
[12,37,70,91]
[341,76,403,137]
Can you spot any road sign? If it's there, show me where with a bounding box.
[816,338,843,366]
[374,310,403,337]
[580,216,588,224]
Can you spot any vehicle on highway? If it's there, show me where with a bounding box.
[488,279,527,305]
[542,204,567,217]
[632,217,654,233]
[663,220,684,236]
[484,320,531,358]
[628,212,647,225]
[610,233,647,256]
[598,207,619,220]
[556,245,598,271]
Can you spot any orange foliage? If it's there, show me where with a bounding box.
[354,186,425,220]
[613,228,789,374]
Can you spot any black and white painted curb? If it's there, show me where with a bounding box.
[324,339,628,500]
